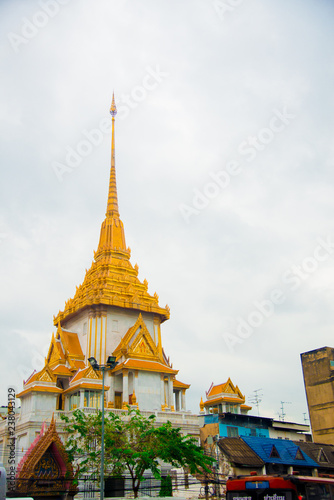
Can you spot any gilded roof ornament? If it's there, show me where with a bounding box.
[110,91,117,117]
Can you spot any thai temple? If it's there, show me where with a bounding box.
[0,96,199,464]
[200,378,252,415]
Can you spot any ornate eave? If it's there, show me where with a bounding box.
[53,256,170,325]
[64,364,109,394]
[112,358,178,375]
[18,325,86,400]
[173,378,190,389]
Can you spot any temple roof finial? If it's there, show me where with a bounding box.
[106,92,119,218]
[110,91,117,117]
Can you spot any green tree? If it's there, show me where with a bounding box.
[61,407,213,498]
[159,475,172,497]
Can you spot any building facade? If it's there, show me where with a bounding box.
[301,346,334,445]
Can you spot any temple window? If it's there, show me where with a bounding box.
[69,392,79,410]
[84,390,100,409]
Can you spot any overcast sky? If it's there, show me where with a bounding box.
[1,0,334,425]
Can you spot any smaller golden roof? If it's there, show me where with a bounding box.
[173,378,190,389]
[201,377,252,412]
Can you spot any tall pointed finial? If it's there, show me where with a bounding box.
[110,92,117,117]
[106,92,119,218]
[96,93,128,258]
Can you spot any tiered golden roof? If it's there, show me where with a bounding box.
[54,95,169,325]
[202,377,252,411]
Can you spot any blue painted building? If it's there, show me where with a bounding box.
[200,379,310,444]
[203,412,270,439]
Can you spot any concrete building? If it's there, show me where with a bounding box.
[301,346,334,444]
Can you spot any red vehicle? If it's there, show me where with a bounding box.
[226,473,334,500]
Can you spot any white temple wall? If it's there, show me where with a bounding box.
[114,373,123,392]
[35,393,58,412]
[20,393,32,415]
[63,306,156,363]
[137,372,161,410]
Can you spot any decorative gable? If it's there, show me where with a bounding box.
[36,366,56,384]
[85,365,101,380]
[224,378,237,395]
[133,338,153,356]
[15,416,77,497]
[114,314,160,362]
[46,333,65,367]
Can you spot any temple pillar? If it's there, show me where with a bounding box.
[80,390,85,408]
[181,389,186,411]
[134,371,138,406]
[168,377,174,410]
[122,369,128,405]
[108,373,115,406]
[161,375,165,409]
[175,390,180,411]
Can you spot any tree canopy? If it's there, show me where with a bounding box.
[61,407,213,497]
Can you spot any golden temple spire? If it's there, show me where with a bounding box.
[95,95,128,258]
[106,92,119,218]
[53,95,170,326]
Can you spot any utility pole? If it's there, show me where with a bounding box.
[88,355,118,500]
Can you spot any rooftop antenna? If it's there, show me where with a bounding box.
[303,412,309,424]
[249,389,263,416]
[279,401,291,422]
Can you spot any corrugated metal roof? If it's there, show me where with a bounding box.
[294,441,334,469]
[218,437,264,467]
[242,436,318,467]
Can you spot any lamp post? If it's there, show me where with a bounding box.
[88,355,118,500]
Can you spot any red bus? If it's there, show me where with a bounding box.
[226,474,334,500]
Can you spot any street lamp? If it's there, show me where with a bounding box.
[88,355,118,500]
